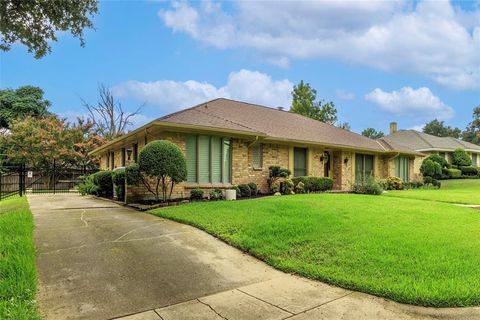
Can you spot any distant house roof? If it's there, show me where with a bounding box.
[384,130,480,153]
[91,98,422,156]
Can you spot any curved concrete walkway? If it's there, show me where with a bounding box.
[29,194,480,320]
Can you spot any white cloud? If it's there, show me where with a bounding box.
[113,69,293,113]
[365,86,454,120]
[159,0,480,90]
[408,124,425,131]
[336,89,356,101]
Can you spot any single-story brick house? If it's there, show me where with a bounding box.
[90,98,423,201]
[384,123,480,166]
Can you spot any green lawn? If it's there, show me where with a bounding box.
[150,194,480,307]
[0,197,41,320]
[384,179,480,205]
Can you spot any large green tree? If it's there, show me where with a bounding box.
[0,86,51,128]
[0,0,98,58]
[362,128,385,139]
[462,106,480,145]
[423,119,461,138]
[290,80,338,124]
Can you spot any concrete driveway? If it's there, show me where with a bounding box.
[30,194,480,320]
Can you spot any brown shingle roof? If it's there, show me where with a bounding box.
[157,98,419,154]
[384,130,480,152]
[91,98,422,156]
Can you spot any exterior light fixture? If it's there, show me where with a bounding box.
[126,147,133,161]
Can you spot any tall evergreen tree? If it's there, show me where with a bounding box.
[290,80,338,124]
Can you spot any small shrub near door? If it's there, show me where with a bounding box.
[112,168,126,201]
[379,177,404,190]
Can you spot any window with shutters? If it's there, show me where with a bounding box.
[252,144,263,169]
[395,156,410,182]
[355,153,374,182]
[185,135,231,183]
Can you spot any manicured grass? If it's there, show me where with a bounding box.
[150,194,480,307]
[0,197,41,320]
[384,179,480,204]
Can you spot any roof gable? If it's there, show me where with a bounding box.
[384,130,480,152]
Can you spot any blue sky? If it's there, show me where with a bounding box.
[1,0,479,135]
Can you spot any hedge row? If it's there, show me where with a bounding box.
[292,176,333,192]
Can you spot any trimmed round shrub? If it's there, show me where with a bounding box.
[452,148,472,167]
[420,159,442,179]
[296,181,305,194]
[238,184,252,197]
[92,170,113,197]
[209,188,223,201]
[424,154,448,168]
[281,178,294,194]
[139,140,187,182]
[190,188,204,200]
[112,168,126,200]
[459,166,478,176]
[248,182,258,196]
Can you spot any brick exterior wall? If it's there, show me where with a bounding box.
[95,130,424,202]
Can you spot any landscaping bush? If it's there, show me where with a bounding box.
[404,180,424,189]
[125,163,141,185]
[295,181,305,194]
[91,170,113,197]
[352,176,383,195]
[77,174,99,195]
[268,166,290,191]
[292,176,333,192]
[238,184,252,197]
[379,177,404,190]
[281,178,294,195]
[452,148,472,167]
[112,168,126,201]
[190,188,204,200]
[423,176,433,185]
[209,188,223,201]
[248,182,259,196]
[420,159,442,179]
[459,166,478,176]
[424,154,448,168]
[230,185,241,198]
[444,168,462,178]
[138,140,187,201]
[432,179,442,189]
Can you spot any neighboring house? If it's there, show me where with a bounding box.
[90,99,422,201]
[384,122,480,167]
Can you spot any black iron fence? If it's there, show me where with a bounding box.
[0,163,97,201]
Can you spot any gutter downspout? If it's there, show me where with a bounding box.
[247,136,260,148]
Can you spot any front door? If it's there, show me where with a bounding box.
[294,147,307,177]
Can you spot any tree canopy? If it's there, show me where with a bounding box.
[422,119,461,138]
[0,0,98,58]
[462,106,480,145]
[0,86,51,128]
[1,115,104,167]
[362,128,385,139]
[290,80,338,124]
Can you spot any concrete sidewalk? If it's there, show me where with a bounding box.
[116,274,480,320]
[30,194,480,320]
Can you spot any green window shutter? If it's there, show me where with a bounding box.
[186,135,197,182]
[395,156,410,182]
[364,155,374,178]
[294,147,307,177]
[211,137,222,183]
[198,136,210,183]
[252,144,263,169]
[355,154,364,182]
[223,139,231,183]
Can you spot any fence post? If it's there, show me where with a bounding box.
[53,159,56,195]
